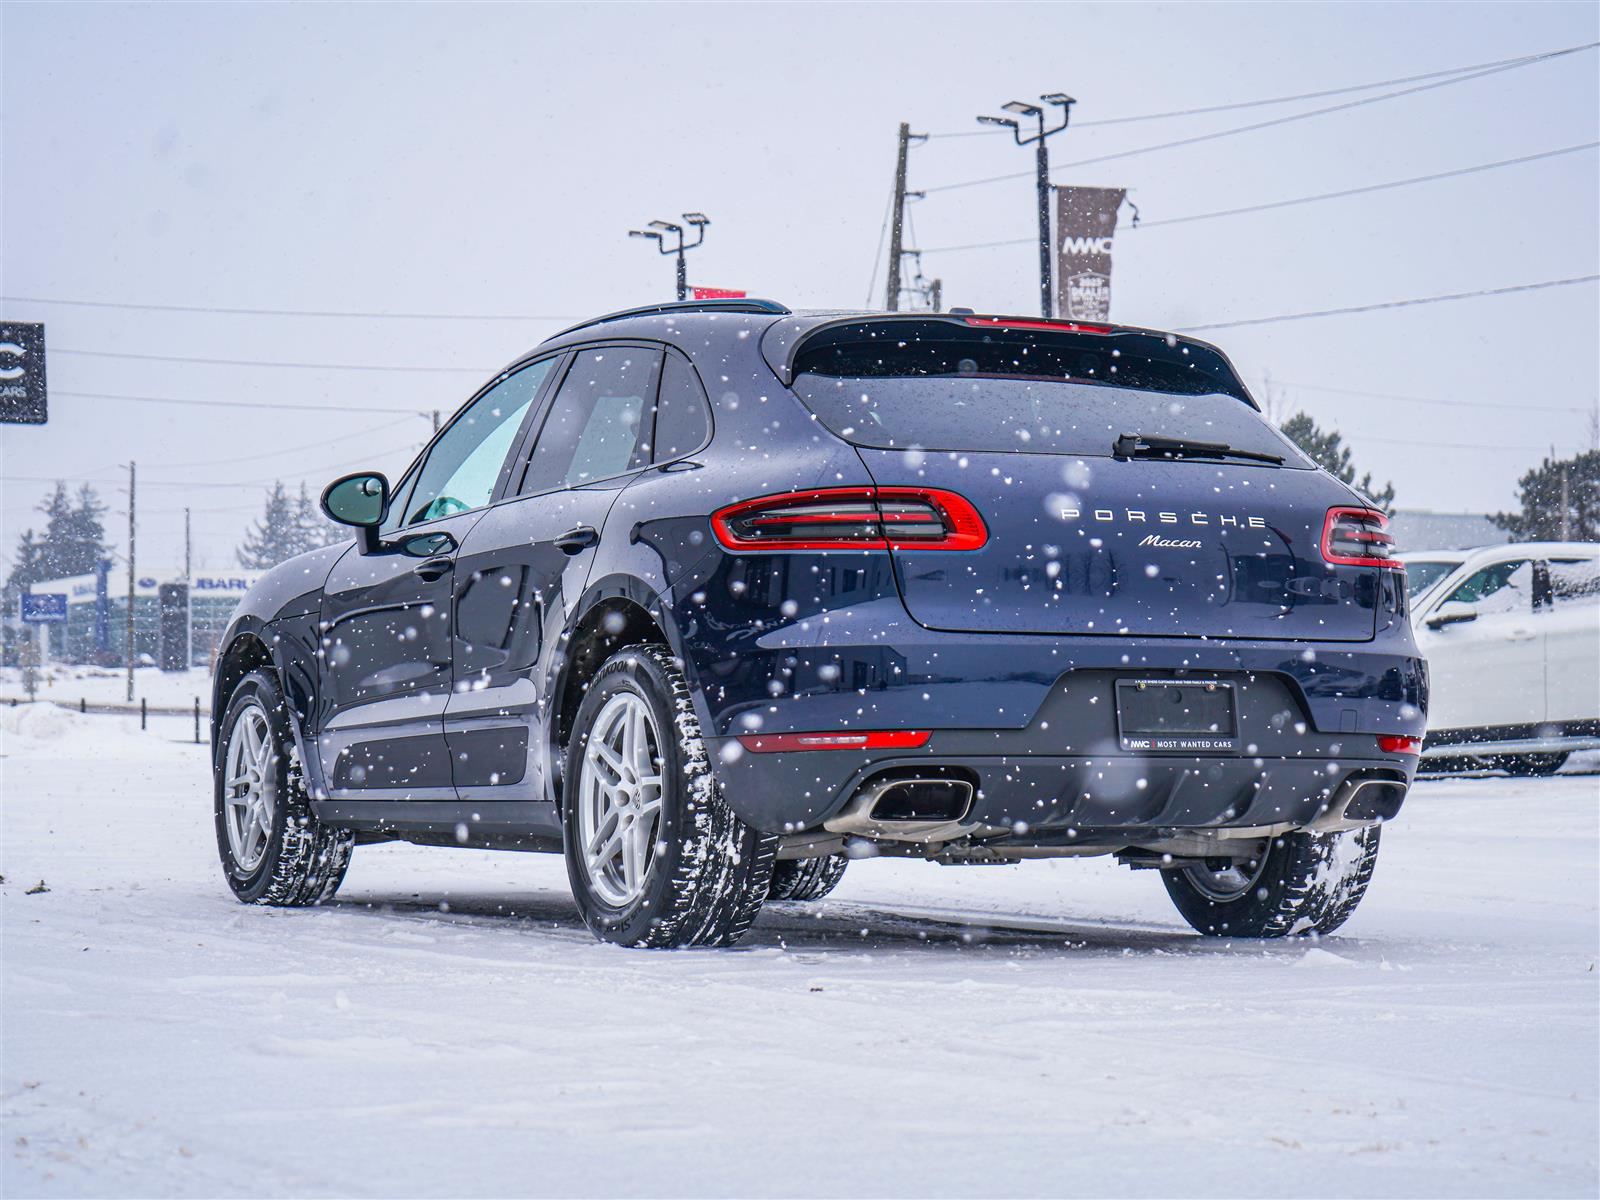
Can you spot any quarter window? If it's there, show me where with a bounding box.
[396,360,552,527]
[521,347,662,494]
[1549,558,1600,603]
[652,353,712,461]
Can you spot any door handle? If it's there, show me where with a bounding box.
[555,525,599,555]
[412,556,453,581]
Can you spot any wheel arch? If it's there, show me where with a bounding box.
[211,620,323,796]
[547,575,691,802]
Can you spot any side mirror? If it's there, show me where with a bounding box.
[321,472,389,554]
[1424,601,1479,630]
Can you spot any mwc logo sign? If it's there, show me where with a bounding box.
[1060,236,1114,256]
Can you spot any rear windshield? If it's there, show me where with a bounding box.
[791,374,1311,464]
[787,324,1309,463]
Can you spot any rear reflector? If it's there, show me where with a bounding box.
[1322,506,1401,569]
[962,316,1113,334]
[1376,735,1421,755]
[712,487,987,552]
[736,730,931,753]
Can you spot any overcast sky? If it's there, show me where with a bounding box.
[2,1,1596,575]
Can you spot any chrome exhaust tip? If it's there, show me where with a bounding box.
[823,775,977,843]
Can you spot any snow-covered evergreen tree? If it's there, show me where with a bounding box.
[238,480,341,568]
[237,482,301,568]
[293,482,341,552]
[1279,413,1396,512]
[6,483,111,592]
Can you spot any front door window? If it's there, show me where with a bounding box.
[397,360,553,527]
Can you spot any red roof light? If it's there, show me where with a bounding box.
[962,316,1114,335]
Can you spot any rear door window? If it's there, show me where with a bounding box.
[520,346,662,494]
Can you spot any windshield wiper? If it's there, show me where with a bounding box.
[1112,433,1284,466]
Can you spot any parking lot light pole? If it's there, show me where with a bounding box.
[977,93,1074,318]
[629,213,710,301]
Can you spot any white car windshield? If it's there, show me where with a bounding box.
[1404,560,1460,598]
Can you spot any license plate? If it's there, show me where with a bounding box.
[1115,679,1238,753]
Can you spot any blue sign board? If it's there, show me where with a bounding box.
[20,592,69,623]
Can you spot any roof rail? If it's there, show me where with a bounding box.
[545,298,791,342]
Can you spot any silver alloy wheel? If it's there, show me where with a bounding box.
[577,690,665,907]
[223,702,277,873]
[1183,852,1269,902]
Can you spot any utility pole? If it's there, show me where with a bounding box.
[184,505,193,671]
[884,123,927,311]
[629,214,711,301]
[886,123,911,311]
[126,461,136,703]
[978,93,1075,318]
[432,409,441,433]
[1559,463,1571,540]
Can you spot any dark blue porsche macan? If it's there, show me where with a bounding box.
[210,300,1428,947]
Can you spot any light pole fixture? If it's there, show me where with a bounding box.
[977,92,1074,317]
[629,213,711,301]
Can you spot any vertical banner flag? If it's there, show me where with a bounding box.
[1054,188,1127,322]
[0,322,47,425]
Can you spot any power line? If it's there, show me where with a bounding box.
[918,142,1599,253]
[1139,142,1599,229]
[52,347,490,374]
[922,41,1597,194]
[2,295,579,322]
[922,46,1585,136]
[1260,377,1595,416]
[53,388,422,416]
[147,415,421,469]
[1348,433,1564,453]
[1176,275,1599,332]
[3,436,425,492]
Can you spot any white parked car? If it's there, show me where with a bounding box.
[1404,542,1600,774]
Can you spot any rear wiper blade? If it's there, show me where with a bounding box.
[1112,433,1284,466]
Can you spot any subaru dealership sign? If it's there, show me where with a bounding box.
[19,592,69,623]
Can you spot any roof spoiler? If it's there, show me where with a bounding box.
[759,312,1255,407]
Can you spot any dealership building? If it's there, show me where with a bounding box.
[20,567,264,669]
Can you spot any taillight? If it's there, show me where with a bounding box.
[736,730,931,753]
[1377,735,1421,755]
[1321,506,1400,569]
[711,487,987,552]
[962,316,1113,334]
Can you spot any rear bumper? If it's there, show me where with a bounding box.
[704,661,1420,834]
[712,743,1413,838]
[675,583,1425,837]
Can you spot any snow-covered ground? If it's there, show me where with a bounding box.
[3,704,1596,1198]
[0,665,214,713]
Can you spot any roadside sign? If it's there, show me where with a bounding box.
[0,322,47,425]
[691,287,746,300]
[20,592,69,623]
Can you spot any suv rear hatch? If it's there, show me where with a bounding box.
[782,317,1383,642]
